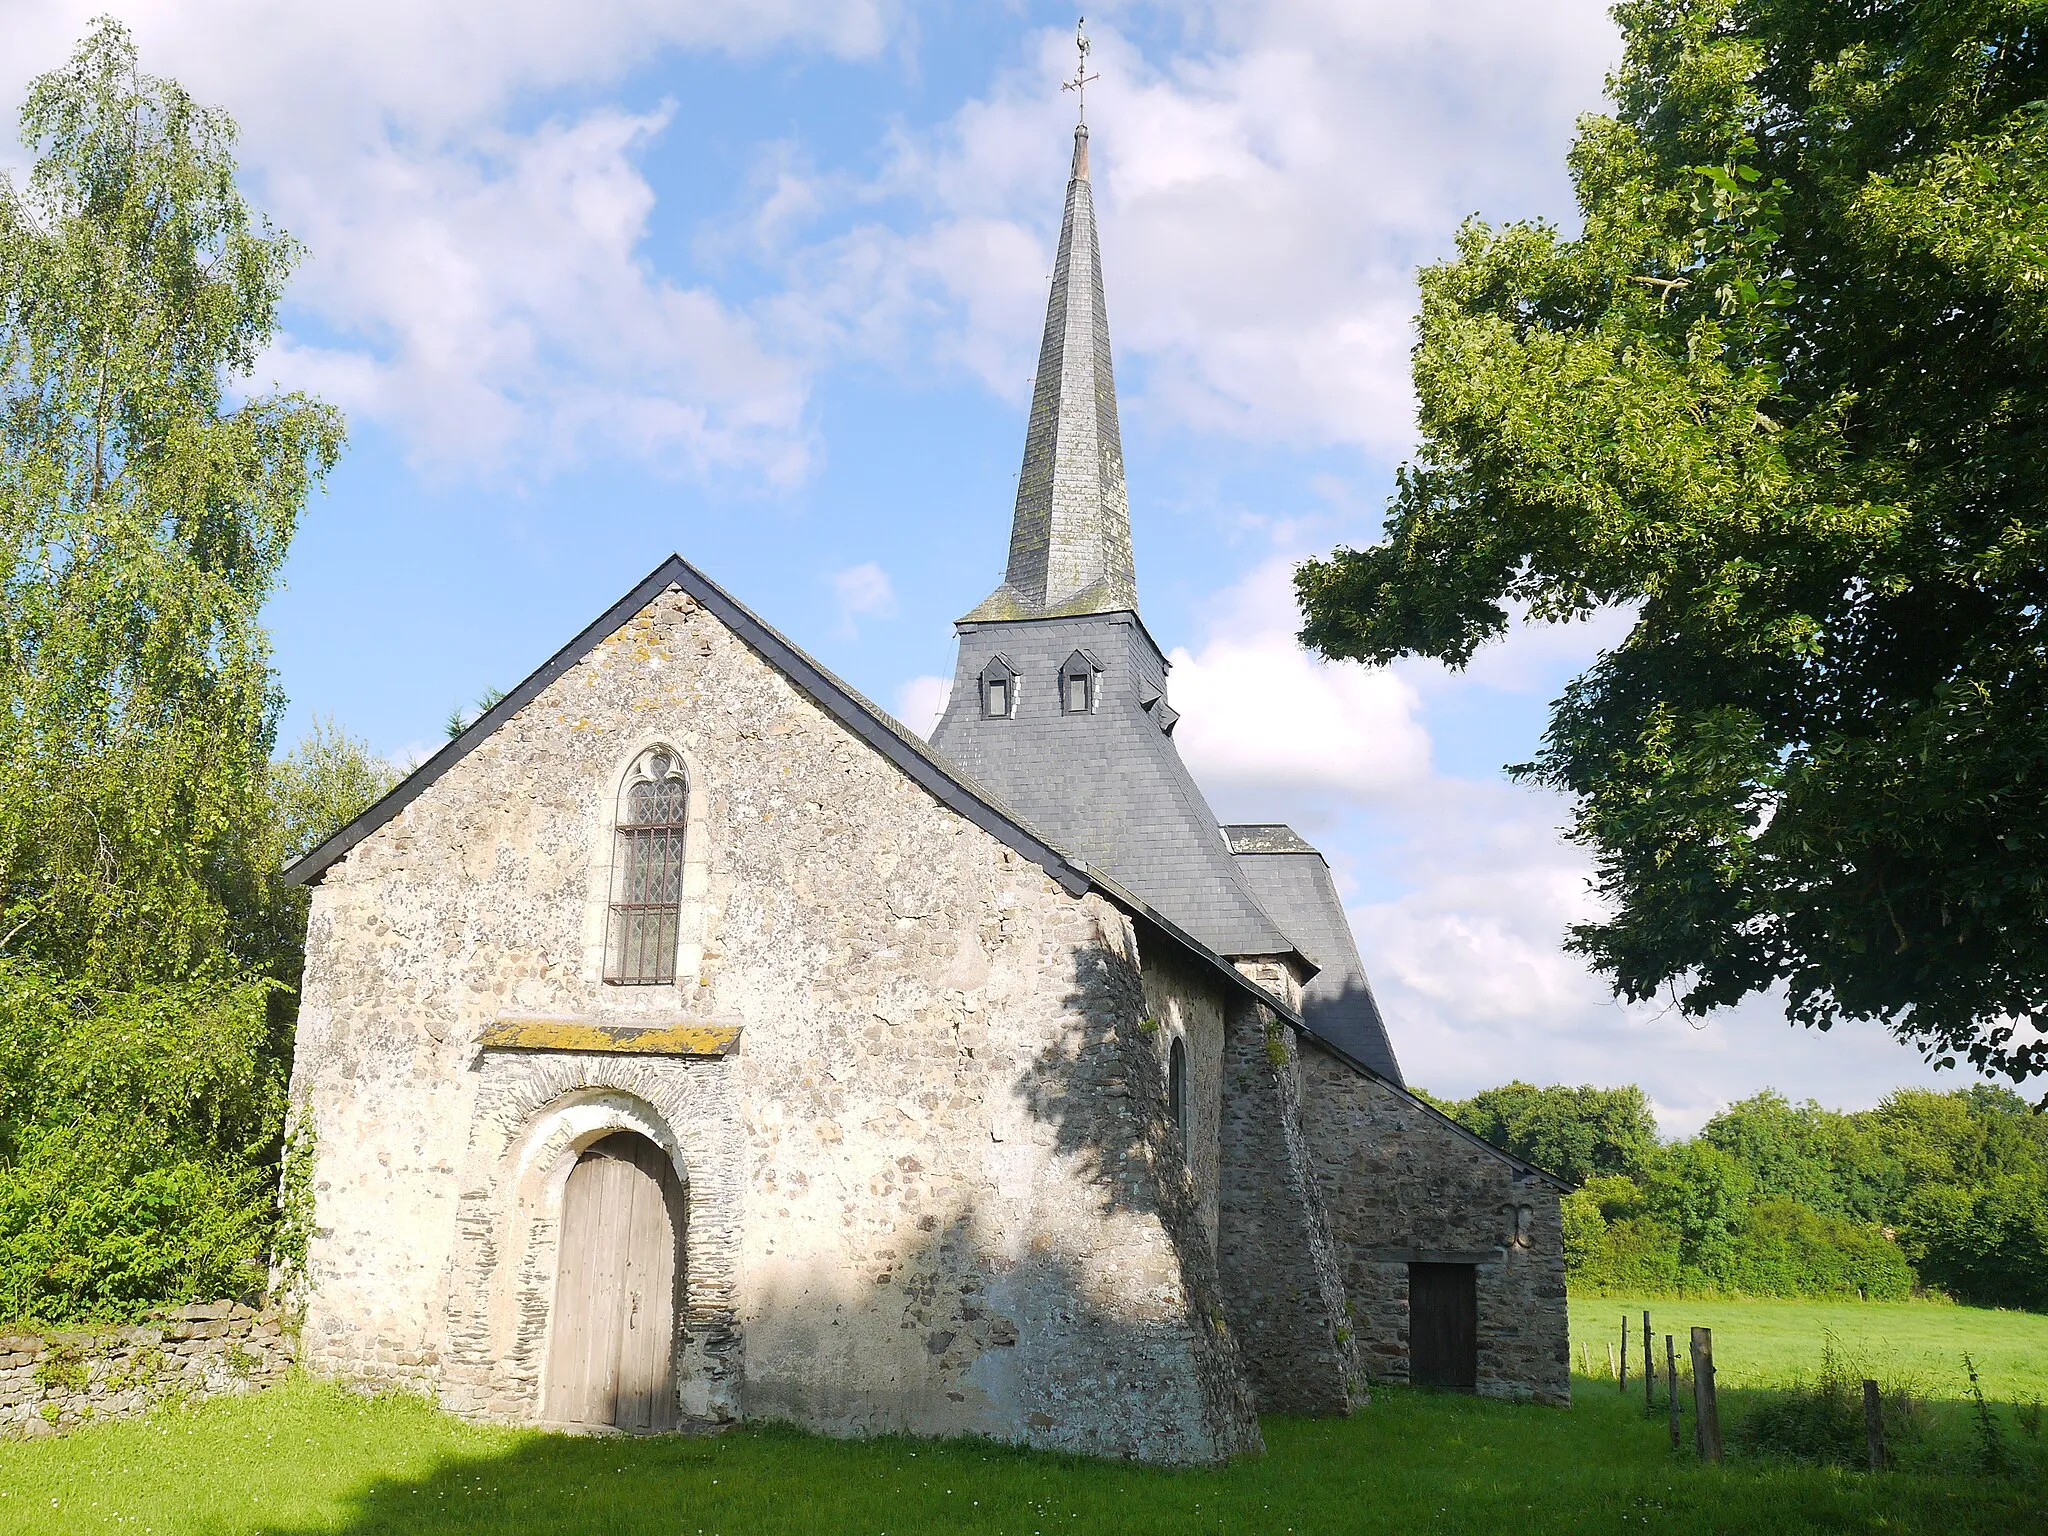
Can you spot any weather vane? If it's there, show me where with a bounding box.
[1062,18,1099,124]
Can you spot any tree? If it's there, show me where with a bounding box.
[1436,1080,1660,1185]
[0,17,343,988]
[0,19,342,1321]
[1295,0,2048,1086]
[269,719,394,868]
[0,960,282,1320]
[1698,1090,1892,1221]
[1645,1141,1753,1272]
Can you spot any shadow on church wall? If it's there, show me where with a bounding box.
[731,929,1258,1462]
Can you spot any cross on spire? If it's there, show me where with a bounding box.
[1061,18,1098,123]
[961,37,1133,625]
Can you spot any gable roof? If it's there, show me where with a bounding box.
[282,553,1302,1028]
[1297,1022,1572,1192]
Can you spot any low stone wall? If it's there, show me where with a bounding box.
[0,1303,295,1438]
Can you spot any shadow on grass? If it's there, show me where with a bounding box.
[216,1380,2048,1536]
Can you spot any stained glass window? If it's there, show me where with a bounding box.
[605,754,688,984]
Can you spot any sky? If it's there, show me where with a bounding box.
[3,0,1999,1134]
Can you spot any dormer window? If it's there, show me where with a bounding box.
[1139,678,1178,736]
[1061,650,1102,715]
[979,655,1019,719]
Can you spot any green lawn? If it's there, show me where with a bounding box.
[3,1368,2044,1536]
[1570,1295,2048,1400]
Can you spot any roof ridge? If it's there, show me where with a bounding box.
[282,553,1303,1028]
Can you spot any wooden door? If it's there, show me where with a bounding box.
[543,1133,682,1431]
[1409,1262,1477,1391]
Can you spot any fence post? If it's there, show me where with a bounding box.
[1667,1334,1680,1449]
[1644,1309,1654,1410]
[1691,1327,1722,1463]
[1863,1379,1886,1471]
[1607,1342,1617,1380]
[1620,1315,1629,1392]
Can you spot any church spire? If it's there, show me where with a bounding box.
[962,115,1137,622]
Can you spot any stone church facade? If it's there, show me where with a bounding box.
[285,123,1568,1464]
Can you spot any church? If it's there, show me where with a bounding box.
[283,118,1569,1463]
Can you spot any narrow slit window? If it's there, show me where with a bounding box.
[605,752,688,985]
[1169,1037,1189,1157]
[986,676,1008,717]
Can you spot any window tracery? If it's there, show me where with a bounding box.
[605,749,689,985]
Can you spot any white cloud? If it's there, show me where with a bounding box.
[7,3,1620,474]
[5,1,895,480]
[764,3,1620,451]
[267,108,814,480]
[1347,774,2000,1136]
[894,674,952,738]
[1167,558,1429,819]
[9,2,894,144]
[830,560,898,636]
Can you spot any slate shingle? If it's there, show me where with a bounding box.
[1224,825,1406,1084]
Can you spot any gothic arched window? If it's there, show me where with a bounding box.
[1168,1036,1189,1156]
[605,750,689,984]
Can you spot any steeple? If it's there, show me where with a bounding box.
[962,122,1137,622]
[930,103,1299,964]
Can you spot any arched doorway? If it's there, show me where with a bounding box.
[543,1131,684,1431]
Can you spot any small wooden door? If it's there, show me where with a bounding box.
[1409,1262,1477,1391]
[543,1133,682,1431]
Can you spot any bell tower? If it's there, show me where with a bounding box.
[929,118,1291,963]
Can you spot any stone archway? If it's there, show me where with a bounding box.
[542,1131,686,1431]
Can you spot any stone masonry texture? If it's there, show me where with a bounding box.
[1215,993,1363,1416]
[291,584,1261,1463]
[1298,1043,1571,1406]
[0,1303,294,1439]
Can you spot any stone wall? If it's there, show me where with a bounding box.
[1298,1043,1570,1405]
[0,1304,294,1438]
[1135,937,1227,1252]
[1214,996,1361,1417]
[293,583,1262,1463]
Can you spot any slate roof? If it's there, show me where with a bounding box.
[931,123,1297,963]
[280,553,1300,1029]
[1224,825,1405,1084]
[963,124,1137,624]
[931,614,1297,960]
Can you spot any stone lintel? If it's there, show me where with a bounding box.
[478,1018,741,1057]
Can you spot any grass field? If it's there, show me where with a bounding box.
[1569,1295,2048,1399]
[3,1299,2046,1535]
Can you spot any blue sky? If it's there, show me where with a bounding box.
[6,0,1992,1130]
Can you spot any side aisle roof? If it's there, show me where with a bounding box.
[282,553,1303,1028]
[1224,824,1405,1083]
